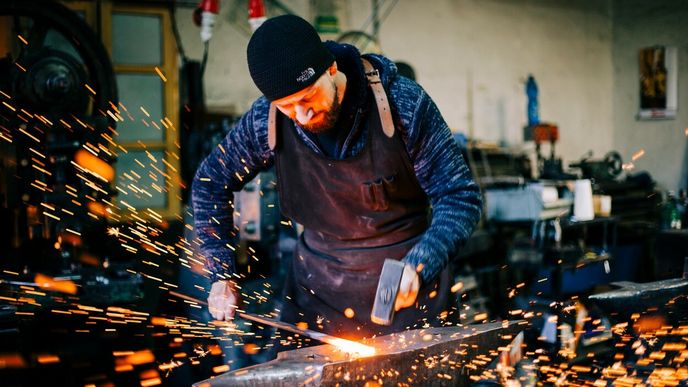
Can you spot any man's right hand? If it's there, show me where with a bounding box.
[208,280,239,321]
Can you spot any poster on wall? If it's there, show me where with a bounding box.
[638,46,677,120]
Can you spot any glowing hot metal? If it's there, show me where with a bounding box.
[238,312,376,357]
[168,291,375,357]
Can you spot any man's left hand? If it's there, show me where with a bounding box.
[394,264,420,311]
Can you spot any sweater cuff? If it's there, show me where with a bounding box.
[201,251,235,284]
[402,242,446,284]
[207,270,228,284]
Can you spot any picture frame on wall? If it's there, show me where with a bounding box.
[638,45,677,120]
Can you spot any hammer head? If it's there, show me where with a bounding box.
[371,259,405,325]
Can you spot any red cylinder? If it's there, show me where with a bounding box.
[248,0,265,18]
[198,0,219,14]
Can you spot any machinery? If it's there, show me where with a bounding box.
[569,151,623,182]
[0,0,141,304]
[524,122,575,180]
[484,182,572,222]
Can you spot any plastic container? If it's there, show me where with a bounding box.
[526,75,540,126]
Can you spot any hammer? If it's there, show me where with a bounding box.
[370,259,406,325]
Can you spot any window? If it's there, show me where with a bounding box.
[101,3,181,220]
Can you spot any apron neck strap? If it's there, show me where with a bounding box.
[362,58,395,138]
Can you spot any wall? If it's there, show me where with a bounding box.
[346,0,614,165]
[174,0,310,114]
[177,0,616,169]
[612,0,688,191]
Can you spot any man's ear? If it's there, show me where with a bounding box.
[328,61,338,76]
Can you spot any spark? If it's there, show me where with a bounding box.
[155,67,167,82]
[450,282,464,293]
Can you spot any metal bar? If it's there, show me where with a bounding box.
[168,290,354,347]
[237,312,335,344]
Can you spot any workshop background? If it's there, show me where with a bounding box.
[183,0,688,191]
[0,0,687,386]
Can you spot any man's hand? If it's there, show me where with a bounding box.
[208,280,239,321]
[394,264,420,311]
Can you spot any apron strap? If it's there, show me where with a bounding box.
[362,58,395,138]
[268,103,278,151]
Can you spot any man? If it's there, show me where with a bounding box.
[192,15,481,342]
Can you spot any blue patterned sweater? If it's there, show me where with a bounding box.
[192,42,482,284]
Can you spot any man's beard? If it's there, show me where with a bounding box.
[301,90,342,134]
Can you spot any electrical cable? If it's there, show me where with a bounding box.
[357,0,386,35]
[358,0,399,36]
[169,0,210,77]
[378,0,400,27]
[168,0,188,63]
[351,0,399,50]
[200,40,209,77]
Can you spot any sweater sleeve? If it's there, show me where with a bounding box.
[191,98,273,282]
[392,79,483,284]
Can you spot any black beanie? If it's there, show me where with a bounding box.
[247,15,335,101]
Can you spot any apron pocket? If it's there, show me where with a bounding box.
[371,178,389,211]
[361,174,397,212]
[383,174,398,193]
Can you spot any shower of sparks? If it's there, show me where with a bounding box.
[0,84,261,384]
[2,79,686,387]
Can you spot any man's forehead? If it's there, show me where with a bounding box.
[273,72,324,105]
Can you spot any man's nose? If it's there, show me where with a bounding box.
[295,105,314,125]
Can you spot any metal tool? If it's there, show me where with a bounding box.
[370,259,405,326]
[168,290,365,351]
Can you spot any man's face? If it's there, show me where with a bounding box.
[272,66,342,134]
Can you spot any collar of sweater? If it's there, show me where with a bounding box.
[323,41,369,126]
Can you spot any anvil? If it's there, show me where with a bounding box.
[194,321,524,386]
[588,278,688,323]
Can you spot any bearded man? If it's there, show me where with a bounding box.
[192,14,481,347]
